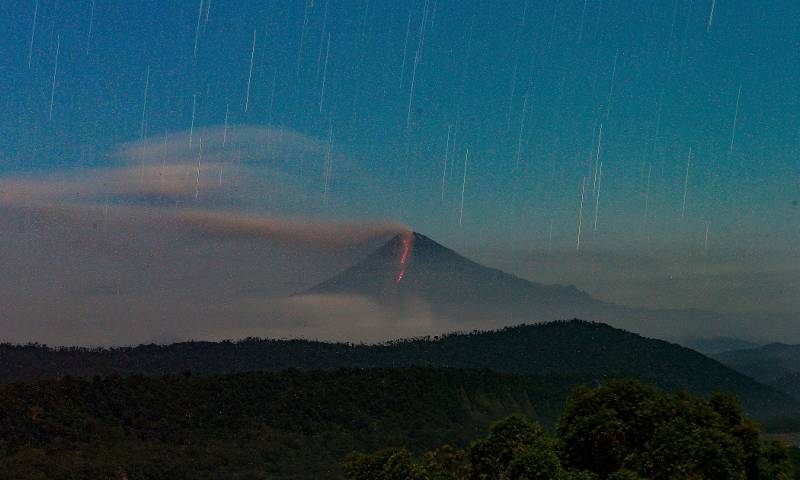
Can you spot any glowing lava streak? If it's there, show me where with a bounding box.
[395,233,413,283]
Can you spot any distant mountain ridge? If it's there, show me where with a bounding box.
[1,320,796,427]
[680,336,762,355]
[715,343,800,402]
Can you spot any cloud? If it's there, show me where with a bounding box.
[0,124,409,250]
[237,293,437,343]
[0,125,412,346]
[3,125,391,216]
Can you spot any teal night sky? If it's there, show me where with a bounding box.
[1,1,799,344]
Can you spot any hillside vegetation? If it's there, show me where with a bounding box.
[0,368,571,479]
[344,380,794,480]
[1,320,797,427]
[1,370,794,479]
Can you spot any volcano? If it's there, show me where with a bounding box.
[301,232,754,342]
[303,232,601,323]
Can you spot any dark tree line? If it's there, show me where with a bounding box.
[2,321,797,429]
[344,379,795,480]
[0,367,569,479]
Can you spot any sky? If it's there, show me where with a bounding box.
[0,0,799,345]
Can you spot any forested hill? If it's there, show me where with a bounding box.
[0,368,571,479]
[2,320,797,426]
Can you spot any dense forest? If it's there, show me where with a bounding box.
[2,320,797,428]
[0,370,794,479]
[0,367,574,479]
[344,380,795,480]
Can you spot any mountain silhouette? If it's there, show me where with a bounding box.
[1,320,796,427]
[304,232,597,320]
[301,232,755,342]
[715,343,800,401]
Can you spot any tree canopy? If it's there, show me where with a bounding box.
[344,379,795,480]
